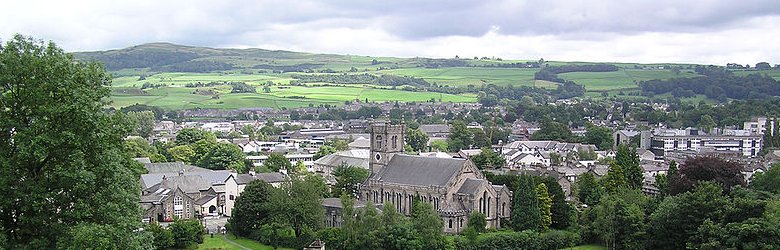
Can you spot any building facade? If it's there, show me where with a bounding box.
[357,122,511,234]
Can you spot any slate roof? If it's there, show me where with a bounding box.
[195,194,217,205]
[420,124,450,134]
[234,172,286,185]
[348,137,371,149]
[456,178,484,195]
[314,152,369,169]
[372,155,465,187]
[156,175,212,194]
[143,162,210,174]
[141,170,232,189]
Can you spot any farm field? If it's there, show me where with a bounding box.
[558,69,698,91]
[379,67,540,87]
[109,84,476,110]
[732,69,780,80]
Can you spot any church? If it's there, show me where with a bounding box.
[358,122,511,233]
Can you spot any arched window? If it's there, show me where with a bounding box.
[502,202,506,216]
[391,135,398,149]
[448,219,453,228]
[173,196,183,219]
[376,135,383,149]
[479,198,483,213]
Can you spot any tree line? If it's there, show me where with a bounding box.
[640,66,780,100]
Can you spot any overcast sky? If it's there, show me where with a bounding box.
[2,0,779,65]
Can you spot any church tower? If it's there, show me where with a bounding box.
[369,122,405,175]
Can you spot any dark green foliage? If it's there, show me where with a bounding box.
[120,103,165,119]
[0,35,148,248]
[229,180,274,237]
[536,176,573,229]
[750,163,780,194]
[467,212,487,233]
[454,230,580,250]
[230,81,256,93]
[602,161,628,194]
[447,120,473,151]
[126,110,156,138]
[640,68,780,100]
[536,183,553,231]
[175,128,217,145]
[687,218,780,250]
[169,219,204,248]
[584,123,612,150]
[615,144,642,190]
[406,128,429,152]
[669,156,745,195]
[199,142,246,172]
[124,137,166,163]
[592,190,647,250]
[331,164,370,198]
[576,172,603,205]
[471,147,506,169]
[648,182,728,249]
[531,119,576,142]
[512,175,541,231]
[313,145,336,160]
[146,224,175,250]
[411,201,447,250]
[263,153,292,172]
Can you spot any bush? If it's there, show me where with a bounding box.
[169,219,204,248]
[455,230,580,250]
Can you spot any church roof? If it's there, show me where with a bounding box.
[372,155,465,187]
[457,178,486,195]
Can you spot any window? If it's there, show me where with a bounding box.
[449,219,452,228]
[391,135,398,149]
[376,135,383,149]
[229,195,235,200]
[173,196,183,219]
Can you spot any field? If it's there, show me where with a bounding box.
[198,234,293,250]
[732,69,780,80]
[379,67,541,87]
[81,42,726,110]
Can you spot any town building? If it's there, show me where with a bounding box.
[645,128,762,158]
[356,122,511,233]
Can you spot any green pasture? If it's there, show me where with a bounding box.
[198,234,293,250]
[109,84,476,110]
[559,68,698,91]
[732,69,780,80]
[379,67,539,87]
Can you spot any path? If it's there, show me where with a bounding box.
[221,234,252,250]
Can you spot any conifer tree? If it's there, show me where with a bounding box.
[536,183,553,231]
[511,175,540,231]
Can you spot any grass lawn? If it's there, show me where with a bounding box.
[198,234,293,250]
[559,244,607,250]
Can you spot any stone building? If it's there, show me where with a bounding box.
[358,122,511,234]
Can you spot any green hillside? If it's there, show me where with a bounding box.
[74,43,780,110]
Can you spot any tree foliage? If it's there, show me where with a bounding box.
[669,156,745,195]
[405,128,429,152]
[584,123,612,150]
[331,164,370,198]
[169,219,204,248]
[126,110,156,138]
[615,144,642,190]
[448,120,473,151]
[229,180,275,237]
[536,183,553,231]
[468,212,487,233]
[531,119,576,142]
[263,153,292,172]
[512,175,540,231]
[0,35,149,248]
[750,163,780,194]
[471,147,506,170]
[575,172,603,205]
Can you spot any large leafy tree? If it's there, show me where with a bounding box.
[229,180,274,237]
[648,182,728,249]
[750,163,780,194]
[512,175,540,231]
[411,201,446,250]
[531,119,576,142]
[593,190,647,250]
[405,128,429,152]
[331,164,370,198]
[575,172,603,205]
[669,156,745,195]
[0,35,148,248]
[199,142,245,172]
[471,147,506,169]
[615,144,642,190]
[447,120,473,151]
[263,152,292,172]
[584,123,613,150]
[175,128,216,145]
[126,110,156,138]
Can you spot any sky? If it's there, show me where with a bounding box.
[2,0,779,65]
